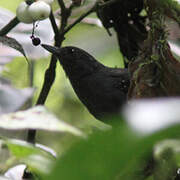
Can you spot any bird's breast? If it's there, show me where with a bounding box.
[69,72,127,118]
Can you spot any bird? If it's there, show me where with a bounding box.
[41,44,130,121]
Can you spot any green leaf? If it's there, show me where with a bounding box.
[0,138,56,174]
[6,139,49,158]
[46,122,180,180]
[5,139,55,174]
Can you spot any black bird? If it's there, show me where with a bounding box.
[41,44,130,121]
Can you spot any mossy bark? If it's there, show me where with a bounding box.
[128,6,180,99]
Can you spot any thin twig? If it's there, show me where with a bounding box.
[57,0,66,11]
[58,1,71,34]
[36,55,57,105]
[27,1,73,144]
[27,55,58,143]
[62,5,96,36]
[27,12,60,144]
[0,17,19,36]
[61,0,118,36]
[49,11,59,36]
[49,11,60,43]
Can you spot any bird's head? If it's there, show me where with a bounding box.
[41,44,101,79]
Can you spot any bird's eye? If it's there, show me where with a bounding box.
[68,48,75,56]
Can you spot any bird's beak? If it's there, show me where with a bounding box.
[41,44,60,55]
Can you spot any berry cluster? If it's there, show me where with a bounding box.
[16,0,53,24]
[16,0,53,46]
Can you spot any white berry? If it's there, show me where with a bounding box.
[28,1,51,21]
[38,0,54,5]
[16,2,34,24]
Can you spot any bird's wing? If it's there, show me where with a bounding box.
[107,68,130,94]
[107,68,129,76]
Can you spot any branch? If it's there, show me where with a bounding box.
[61,0,119,36]
[27,1,74,144]
[57,0,66,11]
[49,11,59,36]
[0,17,19,36]
[62,5,96,35]
[59,2,72,35]
[27,11,60,144]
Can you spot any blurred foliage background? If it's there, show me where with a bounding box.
[0,0,123,151]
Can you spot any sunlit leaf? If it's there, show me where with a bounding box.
[0,36,27,60]
[36,143,57,158]
[0,139,57,175]
[0,106,85,137]
[5,139,55,174]
[6,139,49,158]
